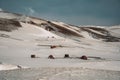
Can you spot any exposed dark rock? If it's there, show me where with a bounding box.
[40,23,55,31]
[47,21,83,37]
[0,18,22,32]
[17,65,22,69]
[81,27,120,42]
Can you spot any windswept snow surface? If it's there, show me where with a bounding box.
[0,63,18,70]
[0,11,120,80]
[0,68,120,80]
[0,11,20,19]
[106,25,120,37]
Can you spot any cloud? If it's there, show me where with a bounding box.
[28,8,35,14]
[0,8,3,11]
[24,7,36,16]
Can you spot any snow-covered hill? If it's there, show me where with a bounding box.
[0,11,120,42]
[0,11,120,80]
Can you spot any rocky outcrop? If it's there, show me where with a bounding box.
[0,18,21,32]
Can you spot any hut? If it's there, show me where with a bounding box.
[48,55,55,59]
[80,55,87,60]
[31,54,36,58]
[64,54,70,58]
[50,45,57,49]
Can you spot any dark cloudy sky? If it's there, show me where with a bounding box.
[0,0,120,26]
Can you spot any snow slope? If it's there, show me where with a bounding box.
[106,25,120,37]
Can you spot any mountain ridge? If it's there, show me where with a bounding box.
[0,11,120,42]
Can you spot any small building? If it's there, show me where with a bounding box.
[48,55,55,59]
[64,54,70,58]
[50,45,57,49]
[80,55,87,60]
[31,54,36,58]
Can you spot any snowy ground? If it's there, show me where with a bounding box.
[0,67,120,80]
[0,29,120,79]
